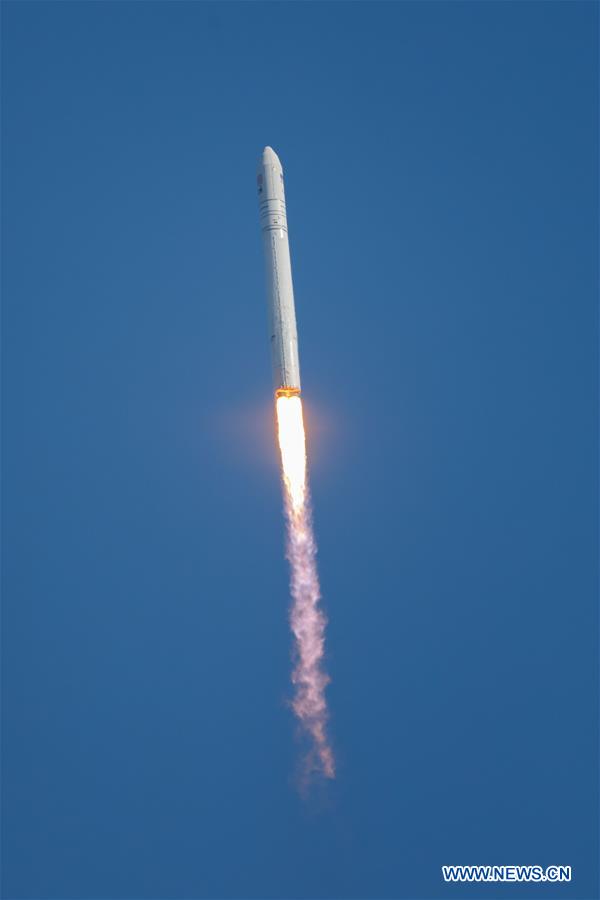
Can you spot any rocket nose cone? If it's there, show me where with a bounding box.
[262,146,281,167]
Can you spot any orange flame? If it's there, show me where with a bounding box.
[276,395,307,513]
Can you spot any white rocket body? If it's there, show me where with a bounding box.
[257,147,301,395]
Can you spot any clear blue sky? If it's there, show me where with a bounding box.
[2,2,598,898]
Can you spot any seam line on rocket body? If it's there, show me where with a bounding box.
[270,231,292,385]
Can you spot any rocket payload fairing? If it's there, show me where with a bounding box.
[257,147,301,396]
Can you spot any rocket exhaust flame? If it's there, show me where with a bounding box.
[276,396,335,780]
[276,395,307,512]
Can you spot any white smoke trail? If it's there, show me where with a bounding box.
[276,396,334,780]
[285,496,335,779]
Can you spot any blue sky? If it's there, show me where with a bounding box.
[2,2,598,898]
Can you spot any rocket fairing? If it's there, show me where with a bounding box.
[257,147,301,396]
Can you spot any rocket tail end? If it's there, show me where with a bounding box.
[275,387,301,399]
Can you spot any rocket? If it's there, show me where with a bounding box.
[257,147,301,397]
